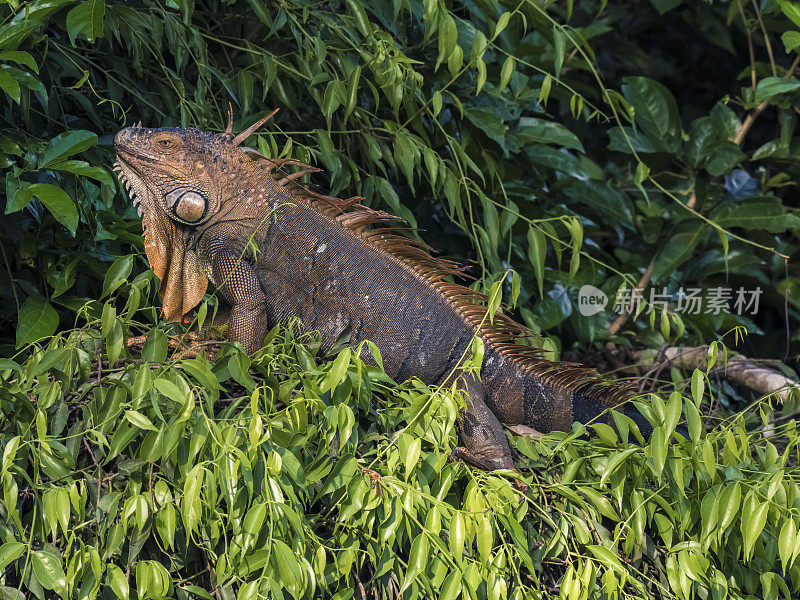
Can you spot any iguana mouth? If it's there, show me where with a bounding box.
[112,158,147,217]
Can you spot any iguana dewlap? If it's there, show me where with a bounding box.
[114,115,644,471]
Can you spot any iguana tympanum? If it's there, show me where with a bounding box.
[114,112,644,471]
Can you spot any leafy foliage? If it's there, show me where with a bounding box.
[0,0,799,598]
[1,322,800,599]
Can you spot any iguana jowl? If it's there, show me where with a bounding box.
[114,113,643,471]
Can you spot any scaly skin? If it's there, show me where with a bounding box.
[114,120,645,471]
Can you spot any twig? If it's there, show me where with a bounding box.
[607,262,654,335]
[742,5,757,91]
[750,0,778,76]
[82,437,102,516]
[355,573,366,600]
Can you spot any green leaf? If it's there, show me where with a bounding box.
[566,217,582,278]
[754,77,800,104]
[715,483,740,536]
[431,91,443,117]
[518,117,584,151]
[0,23,39,52]
[586,545,625,574]
[0,541,24,572]
[553,27,564,77]
[16,295,58,347]
[439,571,462,600]
[782,30,800,53]
[608,126,663,154]
[711,201,800,232]
[143,329,168,363]
[46,160,114,186]
[475,57,487,94]
[125,410,158,432]
[464,107,508,146]
[10,183,79,234]
[705,141,745,176]
[650,426,666,478]
[40,131,97,168]
[741,499,769,559]
[102,255,134,297]
[106,565,129,600]
[0,68,20,103]
[437,15,457,72]
[272,539,304,599]
[599,448,638,485]
[31,550,67,596]
[779,518,797,574]
[494,12,511,38]
[499,55,515,92]
[402,534,430,591]
[622,76,682,144]
[0,50,39,73]
[324,348,351,393]
[487,280,502,323]
[664,391,682,438]
[346,0,370,37]
[691,370,705,404]
[651,224,705,283]
[684,398,703,442]
[779,0,800,28]
[527,227,546,296]
[65,0,106,45]
[539,73,552,105]
[182,465,204,537]
[634,161,650,185]
[344,65,360,119]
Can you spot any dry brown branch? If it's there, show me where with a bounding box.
[607,262,654,335]
[628,345,800,402]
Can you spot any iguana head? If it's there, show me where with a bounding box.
[114,125,235,322]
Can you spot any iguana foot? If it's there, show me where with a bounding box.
[447,446,515,471]
[126,332,219,359]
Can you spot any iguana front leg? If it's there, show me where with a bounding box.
[210,249,269,354]
[450,377,515,471]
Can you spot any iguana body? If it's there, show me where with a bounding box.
[114,115,641,470]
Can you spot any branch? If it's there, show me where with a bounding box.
[607,262,654,335]
[628,345,800,402]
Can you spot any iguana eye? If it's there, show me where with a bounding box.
[153,136,181,153]
[165,189,207,223]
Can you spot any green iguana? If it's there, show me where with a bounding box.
[114,111,647,471]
